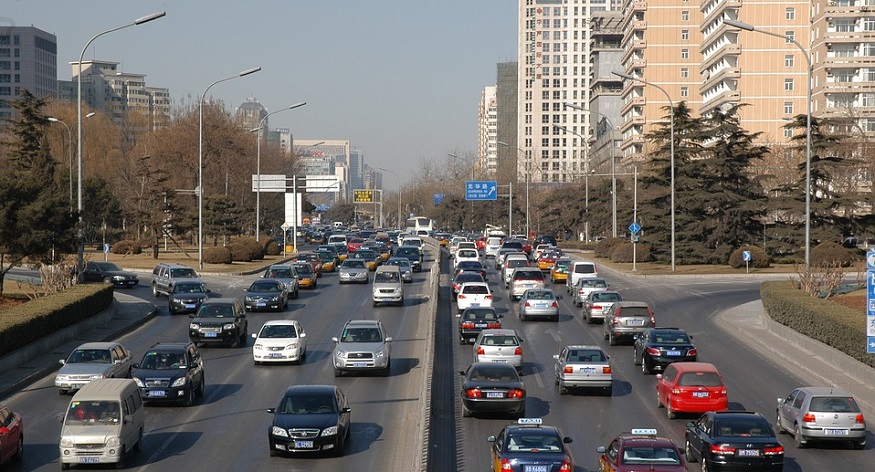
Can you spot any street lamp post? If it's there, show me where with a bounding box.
[378,167,402,230]
[76,11,165,279]
[198,67,261,270]
[49,112,96,210]
[560,104,618,238]
[613,70,675,271]
[252,102,307,241]
[496,142,529,237]
[724,18,812,272]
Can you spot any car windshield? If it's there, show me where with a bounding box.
[196,304,234,318]
[343,260,366,269]
[173,283,205,294]
[265,268,294,278]
[139,351,187,370]
[469,365,518,381]
[567,349,607,362]
[278,395,336,415]
[295,265,314,274]
[387,259,410,268]
[506,433,563,453]
[67,349,112,364]
[316,252,333,260]
[341,327,383,343]
[621,446,681,465]
[396,248,417,256]
[170,268,198,278]
[259,325,297,339]
[65,400,121,424]
[94,262,121,271]
[677,372,723,387]
[809,396,861,413]
[653,333,691,344]
[250,281,282,292]
[375,272,400,283]
[714,420,773,437]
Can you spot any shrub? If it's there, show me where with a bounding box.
[728,245,770,268]
[204,246,232,264]
[110,240,142,255]
[811,241,856,267]
[264,239,280,256]
[227,243,252,262]
[230,237,265,261]
[608,242,650,263]
[594,238,625,258]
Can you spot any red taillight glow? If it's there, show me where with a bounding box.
[514,347,523,355]
[458,294,466,299]
[763,445,784,455]
[559,460,572,471]
[485,295,493,299]
[856,414,865,424]
[524,302,531,307]
[602,366,612,374]
[500,459,513,471]
[646,347,660,356]
[551,302,558,308]
[465,388,482,398]
[710,444,736,454]
[487,322,501,328]
[507,389,525,398]
[802,413,816,423]
[564,366,573,374]
[461,322,475,329]
[688,348,698,357]
[477,347,485,355]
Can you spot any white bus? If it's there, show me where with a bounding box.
[405,216,433,236]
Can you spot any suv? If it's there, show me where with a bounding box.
[188,298,248,348]
[168,280,211,316]
[509,268,546,300]
[151,263,200,297]
[132,342,205,406]
[603,301,655,346]
[331,320,392,376]
[262,264,300,299]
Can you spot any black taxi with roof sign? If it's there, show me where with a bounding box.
[486,418,573,472]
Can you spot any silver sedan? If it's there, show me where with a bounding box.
[338,260,369,284]
[517,289,559,321]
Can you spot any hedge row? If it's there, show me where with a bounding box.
[0,284,113,358]
[761,281,872,369]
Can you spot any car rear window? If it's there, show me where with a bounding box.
[171,268,197,278]
[458,250,478,257]
[582,279,607,288]
[487,237,502,245]
[463,285,489,295]
[568,349,606,362]
[713,420,772,437]
[502,242,524,250]
[481,335,519,346]
[507,260,528,268]
[574,264,596,274]
[618,306,650,317]
[677,372,723,387]
[809,396,860,413]
[514,271,544,281]
[469,365,518,382]
[526,291,553,300]
[463,308,498,320]
[592,292,622,302]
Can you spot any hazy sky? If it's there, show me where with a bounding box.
[3,1,518,190]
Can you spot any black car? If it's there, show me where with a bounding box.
[132,342,205,406]
[267,385,351,457]
[81,261,139,288]
[459,362,525,418]
[632,327,697,374]
[684,411,784,472]
[487,418,574,471]
[393,246,422,272]
[457,306,502,344]
[452,272,485,301]
[243,279,289,312]
[188,298,248,347]
[168,280,210,316]
[455,260,487,280]
[536,235,558,246]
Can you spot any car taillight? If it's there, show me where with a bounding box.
[591,304,603,310]
[461,322,475,329]
[453,284,460,291]
[710,444,736,455]
[856,414,865,424]
[671,387,681,394]
[646,347,660,356]
[559,460,572,471]
[602,366,612,374]
[487,322,501,329]
[524,302,531,307]
[612,318,620,325]
[551,302,558,308]
[465,388,482,398]
[477,347,485,355]
[649,316,656,325]
[564,366,573,374]
[458,294,466,299]
[507,389,525,398]
[500,459,513,471]
[514,347,523,355]
[485,295,493,299]
[802,413,816,423]
[688,348,698,357]
[763,445,784,455]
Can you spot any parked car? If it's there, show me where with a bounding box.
[603,301,656,345]
[266,385,351,456]
[775,386,866,449]
[459,362,526,418]
[168,280,211,316]
[582,290,623,324]
[684,411,784,471]
[252,320,307,365]
[188,298,248,348]
[331,319,392,377]
[82,261,139,288]
[243,279,289,312]
[656,362,728,419]
[55,342,134,395]
[151,263,199,297]
[633,327,697,374]
[473,329,524,372]
[553,345,612,395]
[132,341,205,406]
[457,306,502,344]
[598,428,686,472]
[518,288,560,321]
[0,404,23,465]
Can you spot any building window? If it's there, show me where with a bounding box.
[864,43,875,56]
[783,127,793,138]
[681,48,689,59]
[784,101,794,114]
[785,55,795,67]
[785,31,795,43]
[681,29,689,41]
[834,69,855,82]
[680,86,689,97]
[784,78,794,91]
[865,17,875,31]
[681,10,690,21]
[681,67,689,78]
[786,8,795,20]
[864,68,875,81]
[833,18,855,33]
[542,126,551,135]
[862,92,875,106]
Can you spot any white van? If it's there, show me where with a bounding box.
[567,261,599,292]
[59,378,145,469]
[327,234,347,247]
[372,265,403,306]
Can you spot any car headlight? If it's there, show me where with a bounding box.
[286,343,299,350]
[60,437,75,448]
[271,426,289,437]
[270,296,279,302]
[171,377,187,387]
[335,350,347,359]
[112,275,124,281]
[375,349,385,358]
[90,374,106,380]
[106,437,121,447]
[223,323,236,330]
[56,374,68,382]
[189,323,200,330]
[253,343,264,350]
[244,296,254,302]
[321,426,338,436]
[133,377,144,387]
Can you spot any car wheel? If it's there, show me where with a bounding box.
[641,358,650,375]
[656,392,664,408]
[183,386,194,406]
[333,433,346,457]
[701,456,711,472]
[854,440,866,450]
[13,435,22,462]
[461,400,472,417]
[239,329,247,346]
[334,368,343,377]
[585,313,594,324]
[794,423,806,448]
[459,336,467,345]
[603,385,612,397]
[666,403,675,419]
[196,376,205,397]
[62,463,70,470]
[133,427,143,452]
[632,349,640,365]
[115,448,125,469]
[775,411,785,434]
[59,389,67,396]
[603,327,609,341]
[152,284,159,297]
[684,439,696,463]
[608,331,617,346]
[516,406,526,418]
[381,360,391,377]
[294,289,299,299]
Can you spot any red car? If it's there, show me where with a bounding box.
[0,404,23,465]
[347,237,364,252]
[656,362,728,419]
[597,428,686,472]
[475,236,487,250]
[295,252,323,277]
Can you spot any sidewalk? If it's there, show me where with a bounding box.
[0,291,157,400]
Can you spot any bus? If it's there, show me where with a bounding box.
[405,216,434,236]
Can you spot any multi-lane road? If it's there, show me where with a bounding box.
[3,242,874,471]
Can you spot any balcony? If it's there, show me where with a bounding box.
[621,40,648,62]
[702,0,741,25]
[620,96,646,115]
[631,20,647,31]
[701,67,740,90]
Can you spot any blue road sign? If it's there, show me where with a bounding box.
[628,222,641,234]
[868,336,875,354]
[868,250,875,270]
[466,181,498,201]
[742,250,751,262]
[433,193,445,205]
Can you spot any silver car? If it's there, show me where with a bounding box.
[603,301,655,345]
[581,290,623,324]
[332,319,392,376]
[571,277,609,306]
[338,259,369,284]
[384,257,413,282]
[518,289,559,321]
[262,264,300,299]
[55,342,134,394]
[553,345,612,395]
[473,329,524,372]
[776,386,866,449]
[509,267,545,301]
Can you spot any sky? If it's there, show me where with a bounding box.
[2,0,518,190]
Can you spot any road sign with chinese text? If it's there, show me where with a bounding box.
[466,181,497,201]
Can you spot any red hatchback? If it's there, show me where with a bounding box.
[347,237,364,252]
[656,362,728,419]
[0,404,23,465]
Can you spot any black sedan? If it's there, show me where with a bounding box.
[81,261,139,288]
[459,362,525,418]
[451,272,485,301]
[632,327,697,374]
[244,279,289,312]
[168,280,211,316]
[267,385,351,457]
[457,307,502,344]
[487,418,573,471]
[455,260,487,280]
[684,411,784,472]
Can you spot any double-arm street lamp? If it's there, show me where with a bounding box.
[378,167,402,230]
[561,104,618,238]
[251,102,307,241]
[612,70,676,271]
[495,141,529,237]
[198,67,262,270]
[724,18,812,272]
[76,11,166,278]
[48,112,95,210]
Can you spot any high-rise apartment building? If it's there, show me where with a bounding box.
[478,86,498,176]
[588,11,624,173]
[0,27,57,121]
[236,97,267,133]
[496,62,519,185]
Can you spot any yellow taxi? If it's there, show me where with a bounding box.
[551,257,572,283]
[315,250,337,272]
[294,262,318,289]
[436,233,451,247]
[351,249,380,271]
[537,250,561,272]
[336,246,349,262]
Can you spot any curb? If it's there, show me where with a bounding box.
[419,244,440,472]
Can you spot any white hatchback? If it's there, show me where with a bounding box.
[456,281,493,314]
[454,248,481,269]
[251,320,307,365]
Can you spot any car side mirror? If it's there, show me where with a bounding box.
[486,435,496,442]
[596,445,606,453]
[687,421,695,429]
[299,333,306,338]
[188,313,195,318]
[385,337,393,342]
[777,398,785,405]
[656,374,663,380]
[132,363,140,369]
[251,333,257,339]
[342,407,351,413]
[123,414,133,425]
[59,359,66,366]
[455,314,461,318]
[563,437,572,444]
[331,337,339,343]
[206,288,211,293]
[266,408,276,414]
[458,371,466,376]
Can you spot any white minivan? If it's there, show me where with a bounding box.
[59,378,145,469]
[566,261,599,293]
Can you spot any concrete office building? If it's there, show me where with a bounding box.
[587,11,624,174]
[496,61,519,185]
[0,27,57,121]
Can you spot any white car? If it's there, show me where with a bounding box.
[449,236,468,256]
[553,345,612,395]
[453,248,481,269]
[483,236,503,258]
[251,320,307,365]
[456,281,493,314]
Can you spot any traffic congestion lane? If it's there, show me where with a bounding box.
[449,254,875,472]
[3,246,437,472]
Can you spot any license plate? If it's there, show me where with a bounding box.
[205,332,217,338]
[525,466,548,472]
[580,367,596,374]
[148,390,166,398]
[737,449,760,456]
[627,319,645,326]
[693,391,710,398]
[475,324,487,328]
[491,359,508,363]
[825,429,849,435]
[352,362,368,367]
[486,392,504,398]
[294,440,314,449]
[471,303,480,307]
[665,350,682,356]
[257,302,266,307]
[269,353,282,359]
[184,304,196,309]
[524,284,534,288]
[535,303,547,308]
[80,457,100,464]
